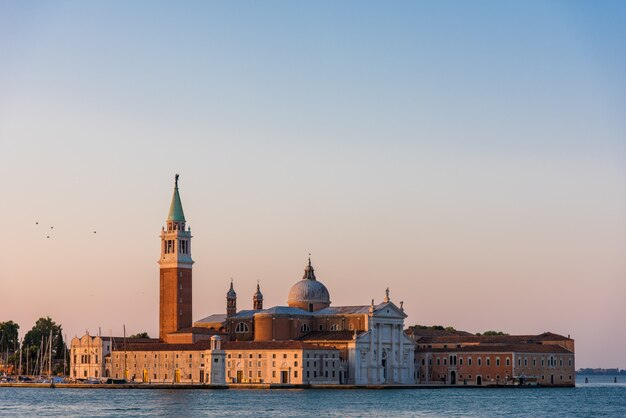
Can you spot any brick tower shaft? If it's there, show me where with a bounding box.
[158,174,194,341]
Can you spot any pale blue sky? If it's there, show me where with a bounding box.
[1,1,625,368]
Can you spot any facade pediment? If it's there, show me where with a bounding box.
[373,302,407,319]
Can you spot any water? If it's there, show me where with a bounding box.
[1,376,625,417]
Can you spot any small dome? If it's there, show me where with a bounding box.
[254,282,263,300]
[227,280,236,298]
[287,258,330,307]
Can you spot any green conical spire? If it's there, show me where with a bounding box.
[167,174,186,222]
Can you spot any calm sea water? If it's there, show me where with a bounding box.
[1,376,625,417]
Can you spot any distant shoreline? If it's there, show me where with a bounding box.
[576,369,626,376]
[0,382,575,390]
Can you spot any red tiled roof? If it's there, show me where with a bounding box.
[223,341,337,351]
[117,340,337,352]
[123,340,214,352]
[415,332,572,345]
[169,327,224,335]
[405,328,474,338]
[418,344,573,354]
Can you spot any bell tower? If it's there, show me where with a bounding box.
[159,174,194,341]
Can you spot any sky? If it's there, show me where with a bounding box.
[0,1,625,369]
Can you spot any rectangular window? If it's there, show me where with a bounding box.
[294,371,298,378]
[459,358,463,366]
[468,358,472,366]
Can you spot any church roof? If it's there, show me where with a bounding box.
[256,306,311,316]
[195,303,400,324]
[167,174,186,222]
[195,314,227,324]
[314,305,371,315]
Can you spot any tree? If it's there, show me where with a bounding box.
[0,320,20,352]
[23,317,66,360]
[477,330,509,336]
[129,332,150,339]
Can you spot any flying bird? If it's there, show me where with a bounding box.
[46,236,50,239]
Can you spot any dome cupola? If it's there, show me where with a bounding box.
[287,257,331,312]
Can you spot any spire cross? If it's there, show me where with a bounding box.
[175,174,179,188]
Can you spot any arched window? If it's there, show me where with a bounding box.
[330,324,341,331]
[235,322,249,333]
[300,323,311,333]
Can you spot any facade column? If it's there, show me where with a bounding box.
[368,318,375,384]
[390,323,396,383]
[377,323,382,383]
[397,323,403,382]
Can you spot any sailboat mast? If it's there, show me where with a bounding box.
[63,334,67,377]
[123,324,127,380]
[39,336,44,376]
[48,329,53,377]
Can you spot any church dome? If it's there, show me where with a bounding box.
[287,258,331,310]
